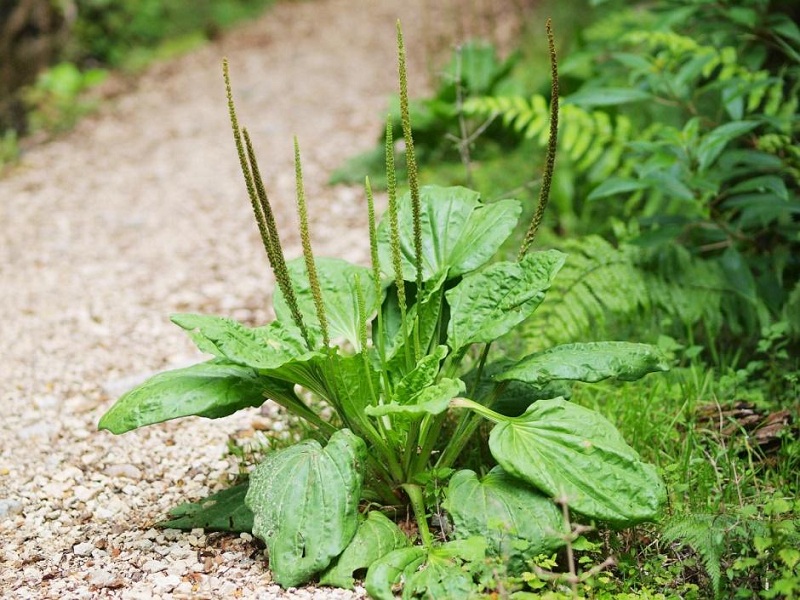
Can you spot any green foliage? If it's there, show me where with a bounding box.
[159,482,253,533]
[0,129,20,173]
[22,62,107,135]
[465,0,800,350]
[662,498,800,599]
[444,467,566,572]
[246,429,367,587]
[68,0,275,68]
[329,39,521,188]
[97,22,670,595]
[662,513,732,597]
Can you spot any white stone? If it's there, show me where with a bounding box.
[104,464,143,480]
[73,542,95,556]
[73,485,97,502]
[0,499,23,518]
[152,573,181,593]
[141,559,167,573]
[87,568,117,588]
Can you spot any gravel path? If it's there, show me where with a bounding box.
[0,1,524,597]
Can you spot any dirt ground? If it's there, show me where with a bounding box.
[0,1,528,597]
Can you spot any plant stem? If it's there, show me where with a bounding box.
[402,420,421,479]
[412,412,447,475]
[401,483,434,549]
[449,397,506,423]
[435,412,478,469]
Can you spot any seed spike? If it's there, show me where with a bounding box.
[224,60,270,257]
[294,137,330,347]
[519,18,559,259]
[386,121,412,369]
[396,21,424,295]
[243,129,311,348]
[365,177,382,304]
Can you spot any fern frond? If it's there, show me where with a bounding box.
[517,237,743,351]
[520,236,649,349]
[464,95,634,182]
[662,513,743,598]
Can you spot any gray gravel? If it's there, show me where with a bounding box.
[0,0,525,597]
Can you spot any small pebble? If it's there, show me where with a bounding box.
[73,542,95,557]
[104,464,143,480]
[153,573,181,593]
[142,559,167,573]
[0,499,23,518]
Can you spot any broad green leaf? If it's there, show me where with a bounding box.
[365,546,426,600]
[433,537,487,563]
[273,257,378,350]
[159,482,253,533]
[376,185,521,282]
[381,274,446,375]
[446,250,566,352]
[565,87,652,107]
[320,511,409,589]
[318,353,381,429]
[463,359,571,416]
[245,429,367,587]
[495,342,669,387]
[391,346,448,405]
[488,398,666,524]
[444,468,565,571]
[695,121,759,172]
[720,247,759,305]
[98,360,272,434]
[365,378,465,418]
[403,552,476,599]
[171,314,316,369]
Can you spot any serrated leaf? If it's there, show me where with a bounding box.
[365,546,427,600]
[495,342,669,386]
[159,482,253,533]
[171,314,316,370]
[488,398,666,524]
[320,511,409,589]
[445,467,565,571]
[273,257,378,350]
[695,121,759,172]
[377,185,521,282]
[365,378,465,418]
[446,250,566,352]
[245,429,367,587]
[587,177,650,201]
[565,87,652,107]
[98,360,272,434]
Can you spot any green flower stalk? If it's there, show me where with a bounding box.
[243,130,311,348]
[519,18,559,259]
[294,137,330,348]
[396,22,424,295]
[224,60,310,348]
[386,121,412,369]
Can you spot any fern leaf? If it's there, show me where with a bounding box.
[662,513,734,598]
[519,236,649,350]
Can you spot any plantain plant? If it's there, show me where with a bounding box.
[98,21,669,597]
